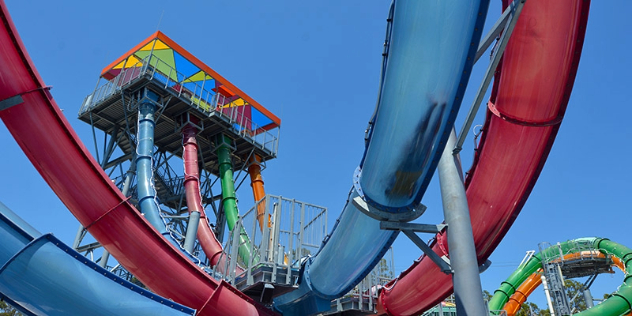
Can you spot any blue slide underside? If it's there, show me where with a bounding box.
[274,0,488,315]
[0,202,196,316]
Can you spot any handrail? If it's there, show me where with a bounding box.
[78,54,280,156]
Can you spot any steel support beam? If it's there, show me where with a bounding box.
[379,221,451,274]
[474,0,520,63]
[183,211,200,253]
[438,129,487,316]
[380,221,446,234]
[351,195,426,222]
[402,230,452,274]
[102,153,133,171]
[74,157,136,268]
[101,124,119,167]
[98,251,110,268]
[455,0,527,154]
[0,95,23,111]
[75,241,101,253]
[99,156,137,268]
[72,224,86,249]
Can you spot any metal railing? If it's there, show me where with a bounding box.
[218,194,327,287]
[79,54,280,156]
[328,248,395,315]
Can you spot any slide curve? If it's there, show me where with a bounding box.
[0,1,273,315]
[502,255,628,315]
[273,0,489,315]
[0,201,196,316]
[489,238,632,316]
[377,1,591,315]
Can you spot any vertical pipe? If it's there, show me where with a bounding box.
[437,129,487,316]
[542,276,556,316]
[216,134,252,263]
[583,288,594,309]
[183,211,200,253]
[248,155,268,231]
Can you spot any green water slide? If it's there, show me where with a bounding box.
[489,237,632,315]
[216,134,253,264]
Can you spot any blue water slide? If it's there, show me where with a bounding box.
[135,90,202,264]
[0,201,196,316]
[274,0,488,315]
[136,92,169,233]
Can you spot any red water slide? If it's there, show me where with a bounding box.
[182,125,224,266]
[377,1,591,315]
[0,1,274,315]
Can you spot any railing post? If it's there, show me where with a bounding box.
[286,199,296,284]
[248,201,257,285]
[261,196,271,263]
[230,101,236,122]
[166,62,172,88]
[298,202,305,260]
[228,220,240,284]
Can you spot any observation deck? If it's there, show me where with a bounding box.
[78,31,280,174]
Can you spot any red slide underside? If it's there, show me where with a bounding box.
[378,1,590,315]
[0,1,274,315]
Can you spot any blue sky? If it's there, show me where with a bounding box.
[1,0,631,310]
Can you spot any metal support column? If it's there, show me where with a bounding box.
[120,159,136,197]
[454,0,527,154]
[581,274,597,309]
[539,242,571,316]
[72,225,86,249]
[98,252,111,268]
[379,220,450,274]
[99,158,136,268]
[542,275,556,316]
[74,136,137,268]
[583,289,594,309]
[183,211,201,253]
[438,129,487,316]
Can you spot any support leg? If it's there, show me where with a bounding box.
[438,129,486,315]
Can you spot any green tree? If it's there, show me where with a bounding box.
[516,301,542,316]
[0,300,22,316]
[483,290,493,301]
[565,279,588,313]
[129,275,147,289]
[377,258,394,279]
